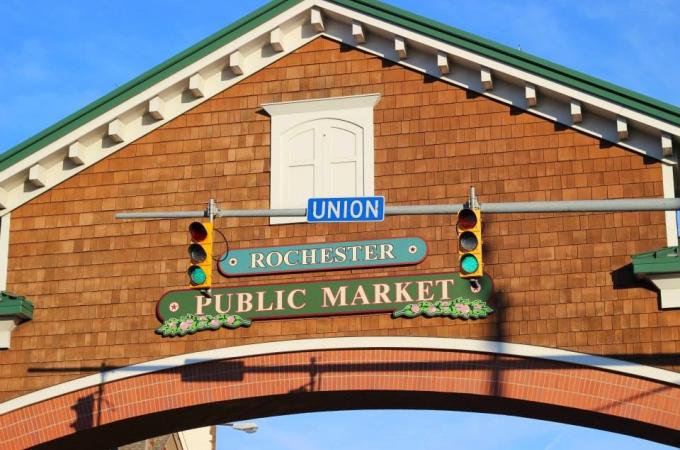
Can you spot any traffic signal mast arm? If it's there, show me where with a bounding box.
[116,193,677,290]
[116,197,680,220]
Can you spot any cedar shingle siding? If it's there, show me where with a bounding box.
[3,38,672,405]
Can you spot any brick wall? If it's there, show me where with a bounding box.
[1,349,679,448]
[2,37,678,402]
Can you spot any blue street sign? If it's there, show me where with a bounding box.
[307,196,385,222]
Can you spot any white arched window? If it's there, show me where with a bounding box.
[263,94,381,224]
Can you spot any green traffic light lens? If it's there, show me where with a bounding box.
[460,254,479,274]
[188,266,207,285]
[188,243,207,263]
[459,231,478,251]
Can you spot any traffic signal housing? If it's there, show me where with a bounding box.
[188,222,213,289]
[457,207,483,279]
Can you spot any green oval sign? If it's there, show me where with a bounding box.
[218,237,427,277]
[156,272,494,337]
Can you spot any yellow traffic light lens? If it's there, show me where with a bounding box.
[189,222,208,242]
[459,231,478,251]
[460,254,479,274]
[188,266,207,285]
[188,244,207,263]
[457,209,477,230]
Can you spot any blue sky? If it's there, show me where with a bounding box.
[2,1,679,449]
[219,411,675,450]
[1,0,679,152]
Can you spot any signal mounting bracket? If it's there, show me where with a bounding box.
[200,198,217,298]
[466,186,481,287]
[467,186,480,210]
[207,198,217,223]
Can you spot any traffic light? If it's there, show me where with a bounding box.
[457,207,483,278]
[188,222,213,289]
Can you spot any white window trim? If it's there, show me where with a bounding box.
[662,164,678,247]
[656,163,680,309]
[263,94,381,224]
[0,212,15,349]
[0,213,9,291]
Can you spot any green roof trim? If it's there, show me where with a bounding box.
[0,291,34,321]
[2,0,679,174]
[632,247,680,275]
[334,0,680,125]
[0,0,303,172]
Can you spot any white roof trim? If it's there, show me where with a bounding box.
[318,0,678,162]
[318,0,680,139]
[0,0,318,217]
[0,0,677,218]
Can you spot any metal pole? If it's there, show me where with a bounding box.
[467,186,480,209]
[482,198,680,213]
[114,198,680,220]
[208,198,216,223]
[218,208,307,217]
[116,211,206,219]
[217,198,680,215]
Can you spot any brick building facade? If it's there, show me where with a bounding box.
[0,1,679,448]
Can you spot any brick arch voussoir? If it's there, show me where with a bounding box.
[2,347,680,449]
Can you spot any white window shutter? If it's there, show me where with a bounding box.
[284,127,317,207]
[262,94,381,224]
[325,122,362,197]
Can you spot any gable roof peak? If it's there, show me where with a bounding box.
[0,0,677,216]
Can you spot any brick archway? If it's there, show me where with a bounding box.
[1,338,679,449]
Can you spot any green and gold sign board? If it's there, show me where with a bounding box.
[156,272,494,337]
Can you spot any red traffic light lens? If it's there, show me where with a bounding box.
[188,244,207,263]
[189,222,208,242]
[457,209,477,230]
[459,231,478,252]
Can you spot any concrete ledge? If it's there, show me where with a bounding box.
[0,291,34,349]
